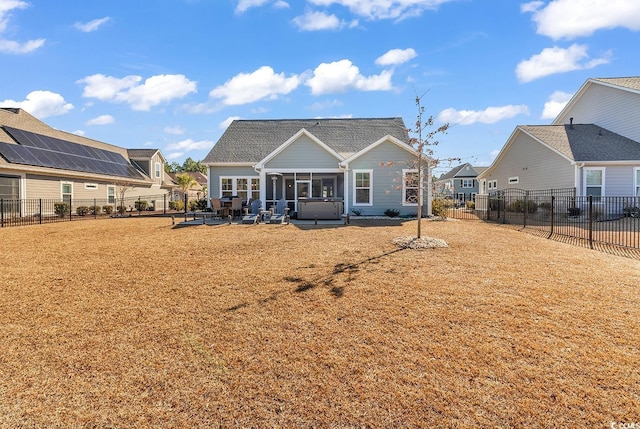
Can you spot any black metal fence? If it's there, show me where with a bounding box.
[0,194,175,228]
[451,188,640,253]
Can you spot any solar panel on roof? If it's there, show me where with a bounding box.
[0,127,145,180]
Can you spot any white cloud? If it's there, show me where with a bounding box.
[515,44,611,83]
[164,125,185,135]
[77,73,197,111]
[220,116,241,129]
[0,0,45,54]
[307,0,454,20]
[165,138,213,152]
[0,0,29,32]
[165,151,184,160]
[0,90,73,118]
[74,16,110,32]
[209,66,300,105]
[523,0,640,40]
[293,11,341,31]
[86,114,114,125]
[274,1,290,8]
[0,37,44,53]
[72,130,85,136]
[306,59,393,95]
[375,48,417,66]
[437,104,529,125]
[236,0,269,13]
[307,99,344,111]
[541,90,573,120]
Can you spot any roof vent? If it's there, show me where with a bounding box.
[569,117,574,129]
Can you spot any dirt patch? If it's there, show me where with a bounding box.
[0,217,638,427]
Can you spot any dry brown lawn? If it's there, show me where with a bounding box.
[0,217,639,428]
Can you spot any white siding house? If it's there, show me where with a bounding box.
[478,77,640,199]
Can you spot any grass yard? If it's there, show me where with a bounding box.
[0,217,639,427]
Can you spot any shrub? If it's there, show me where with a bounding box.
[89,205,102,215]
[432,198,453,217]
[507,199,538,213]
[170,200,184,211]
[350,208,363,216]
[76,206,89,216]
[384,208,400,218]
[134,200,148,211]
[102,205,114,215]
[539,201,552,210]
[188,199,207,211]
[465,201,475,210]
[54,202,70,218]
[117,205,127,215]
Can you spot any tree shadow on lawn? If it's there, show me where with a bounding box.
[224,247,405,312]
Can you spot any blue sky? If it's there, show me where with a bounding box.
[1,0,640,175]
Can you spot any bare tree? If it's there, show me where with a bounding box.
[114,180,135,215]
[409,95,450,238]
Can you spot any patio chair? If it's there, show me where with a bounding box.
[230,197,243,218]
[242,199,263,224]
[269,199,290,224]
[210,198,229,219]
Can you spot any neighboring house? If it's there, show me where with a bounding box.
[168,171,208,201]
[435,163,487,203]
[203,118,427,218]
[0,108,172,210]
[478,77,640,199]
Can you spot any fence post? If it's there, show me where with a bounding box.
[69,198,72,221]
[94,198,97,219]
[588,195,594,249]
[1,198,3,227]
[523,191,528,228]
[163,194,166,215]
[549,196,554,238]
[184,194,188,214]
[39,199,43,225]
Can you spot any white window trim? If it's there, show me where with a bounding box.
[155,162,161,178]
[461,179,473,188]
[634,167,640,197]
[107,185,116,204]
[85,183,98,190]
[402,169,419,206]
[508,176,519,185]
[353,169,373,206]
[219,176,260,201]
[583,167,605,197]
[61,181,73,201]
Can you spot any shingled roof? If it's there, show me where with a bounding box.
[203,117,409,164]
[520,124,640,162]
[592,77,640,92]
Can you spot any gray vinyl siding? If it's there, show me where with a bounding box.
[208,165,258,198]
[267,135,341,169]
[556,84,640,142]
[484,132,574,191]
[349,141,420,216]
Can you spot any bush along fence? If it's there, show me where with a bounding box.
[462,188,640,251]
[0,193,180,228]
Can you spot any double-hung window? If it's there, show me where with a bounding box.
[461,179,473,188]
[353,170,372,205]
[61,182,72,204]
[220,177,260,201]
[634,167,640,196]
[584,168,604,200]
[403,169,419,206]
